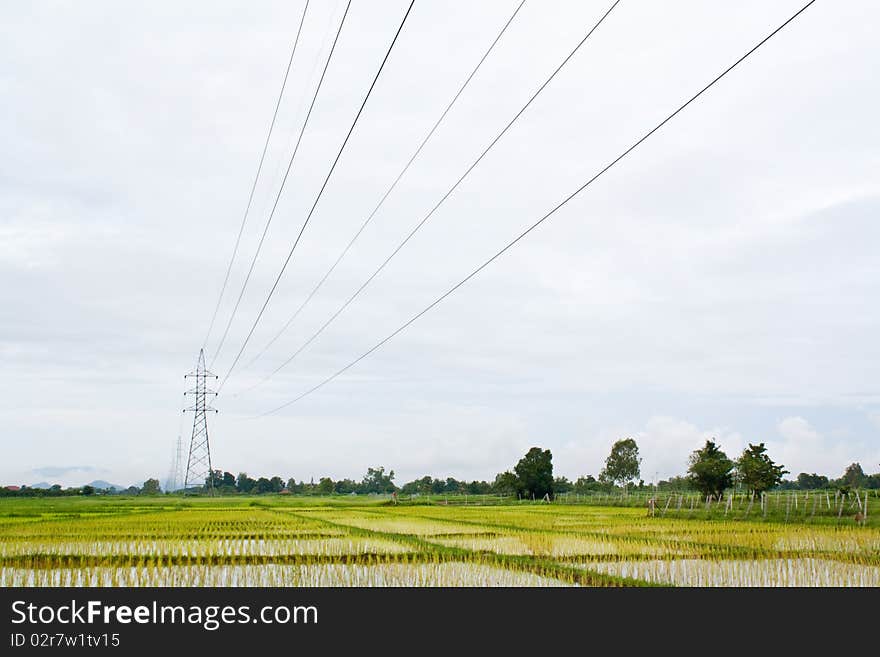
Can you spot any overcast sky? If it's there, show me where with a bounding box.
[2,0,878,489]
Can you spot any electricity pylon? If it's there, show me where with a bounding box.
[164,432,185,493]
[184,348,218,495]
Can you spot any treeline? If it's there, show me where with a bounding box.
[679,440,880,498]
[3,439,879,498]
[0,479,161,498]
[776,464,880,491]
[208,467,398,496]
[0,485,89,498]
[210,448,562,498]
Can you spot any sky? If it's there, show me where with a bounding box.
[1,0,879,489]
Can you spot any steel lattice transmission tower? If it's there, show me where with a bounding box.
[184,348,218,495]
[164,432,186,493]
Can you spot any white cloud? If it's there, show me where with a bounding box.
[634,417,745,482]
[769,416,879,477]
[556,416,744,483]
[776,416,821,444]
[0,222,68,269]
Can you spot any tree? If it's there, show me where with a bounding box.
[657,476,690,491]
[208,470,224,490]
[841,463,867,489]
[444,477,462,493]
[687,440,734,498]
[796,472,829,490]
[81,485,95,496]
[600,438,641,492]
[360,467,396,494]
[466,480,492,495]
[317,477,334,495]
[514,447,554,499]
[492,471,519,495]
[400,475,435,495]
[142,478,161,495]
[554,476,573,494]
[208,469,239,492]
[573,475,604,494]
[736,443,787,496]
[333,478,357,494]
[236,473,256,494]
[221,471,236,489]
[254,477,273,494]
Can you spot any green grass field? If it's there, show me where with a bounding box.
[2,495,878,586]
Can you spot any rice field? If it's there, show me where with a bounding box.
[1,496,878,587]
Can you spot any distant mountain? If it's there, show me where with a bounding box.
[86,480,125,491]
[29,482,52,489]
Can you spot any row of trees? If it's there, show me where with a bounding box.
[684,441,880,497]
[0,479,163,498]
[188,450,880,498]
[203,466,399,496]
[399,477,494,496]
[477,439,878,500]
[778,464,880,491]
[489,439,789,501]
[686,441,787,497]
[4,439,878,498]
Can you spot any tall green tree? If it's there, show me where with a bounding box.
[736,443,787,495]
[796,472,829,490]
[333,478,357,494]
[141,478,161,495]
[360,467,396,494]
[254,477,274,494]
[237,473,256,494]
[687,440,734,497]
[444,477,462,493]
[492,471,518,495]
[513,447,554,499]
[841,463,867,488]
[208,470,236,492]
[600,438,641,492]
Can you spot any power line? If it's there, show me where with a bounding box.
[239,0,527,375]
[242,0,621,394]
[210,0,353,369]
[256,0,818,417]
[218,0,417,390]
[259,4,342,232]
[203,0,310,351]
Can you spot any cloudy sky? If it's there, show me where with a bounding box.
[2,0,878,489]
